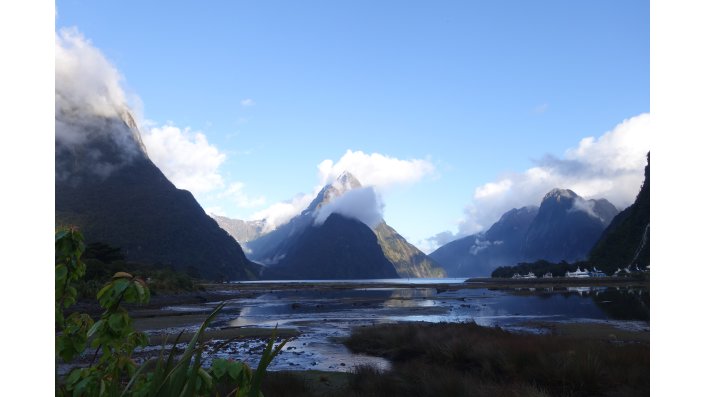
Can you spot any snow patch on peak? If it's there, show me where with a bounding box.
[333,171,362,192]
[543,188,578,202]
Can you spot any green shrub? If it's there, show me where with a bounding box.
[55,227,288,396]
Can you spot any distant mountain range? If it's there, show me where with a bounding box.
[213,172,446,279]
[210,215,266,246]
[429,189,618,277]
[55,109,260,281]
[55,91,646,282]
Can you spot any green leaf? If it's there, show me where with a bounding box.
[210,359,227,379]
[65,368,83,387]
[108,312,125,332]
[87,319,103,337]
[227,361,244,381]
[112,271,133,279]
[97,278,131,308]
[55,229,69,242]
[56,264,68,281]
[72,375,93,397]
[96,283,112,301]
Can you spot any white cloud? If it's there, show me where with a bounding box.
[248,150,435,232]
[248,192,317,232]
[457,113,651,235]
[55,27,147,180]
[474,179,512,199]
[141,124,268,213]
[317,150,435,190]
[314,187,384,229]
[417,230,460,254]
[219,182,266,208]
[240,98,255,107]
[55,27,127,121]
[142,125,226,194]
[569,198,598,219]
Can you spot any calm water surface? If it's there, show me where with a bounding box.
[151,279,649,372]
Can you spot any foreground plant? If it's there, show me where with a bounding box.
[55,228,288,396]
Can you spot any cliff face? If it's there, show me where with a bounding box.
[56,111,260,281]
[589,153,650,273]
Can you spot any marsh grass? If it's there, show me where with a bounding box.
[344,322,648,397]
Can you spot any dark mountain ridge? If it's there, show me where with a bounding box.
[56,110,260,281]
[589,153,650,273]
[262,213,398,280]
[522,188,619,263]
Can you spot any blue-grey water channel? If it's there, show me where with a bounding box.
[141,279,649,372]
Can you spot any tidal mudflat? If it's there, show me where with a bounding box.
[124,278,649,373]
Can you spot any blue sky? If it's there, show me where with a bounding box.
[55,0,650,251]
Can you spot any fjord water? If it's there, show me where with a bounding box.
[156,279,649,372]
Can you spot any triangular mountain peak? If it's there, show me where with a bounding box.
[303,171,363,215]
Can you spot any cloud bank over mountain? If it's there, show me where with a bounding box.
[249,150,435,231]
[55,27,146,181]
[317,150,435,191]
[459,113,650,235]
[314,187,383,229]
[55,27,128,122]
[422,113,650,251]
[141,124,227,194]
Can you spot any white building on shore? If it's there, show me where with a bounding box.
[565,268,590,278]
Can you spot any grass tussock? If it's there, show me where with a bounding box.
[260,371,311,396]
[344,322,649,397]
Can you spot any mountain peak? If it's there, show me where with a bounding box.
[302,171,363,215]
[543,188,578,202]
[333,171,362,191]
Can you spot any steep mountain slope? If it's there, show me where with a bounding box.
[522,189,618,263]
[56,110,260,281]
[589,153,650,273]
[374,222,447,278]
[429,206,538,277]
[245,171,362,264]
[262,214,398,280]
